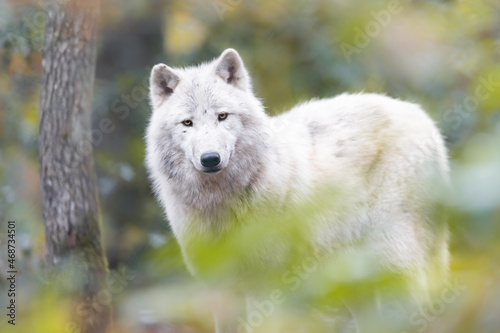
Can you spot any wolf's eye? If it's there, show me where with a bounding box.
[182,120,193,127]
[218,113,228,121]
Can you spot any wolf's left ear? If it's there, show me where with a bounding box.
[149,64,181,109]
[215,48,251,91]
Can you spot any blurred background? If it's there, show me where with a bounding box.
[1,0,500,332]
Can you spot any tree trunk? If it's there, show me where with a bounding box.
[39,0,110,332]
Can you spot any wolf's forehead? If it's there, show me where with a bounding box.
[180,75,223,113]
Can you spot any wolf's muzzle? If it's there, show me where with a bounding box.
[200,152,221,168]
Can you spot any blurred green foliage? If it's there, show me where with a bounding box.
[1,0,500,332]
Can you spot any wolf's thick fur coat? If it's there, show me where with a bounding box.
[146,49,449,301]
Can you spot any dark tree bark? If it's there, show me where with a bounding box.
[39,0,110,332]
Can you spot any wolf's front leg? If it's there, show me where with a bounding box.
[212,291,248,333]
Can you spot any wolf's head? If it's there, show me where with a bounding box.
[146,49,271,208]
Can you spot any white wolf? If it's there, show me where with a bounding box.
[146,48,449,328]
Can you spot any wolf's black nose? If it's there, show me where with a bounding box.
[200,152,221,168]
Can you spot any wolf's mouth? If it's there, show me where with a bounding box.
[203,168,222,174]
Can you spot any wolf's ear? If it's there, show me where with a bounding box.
[149,64,181,109]
[215,48,250,91]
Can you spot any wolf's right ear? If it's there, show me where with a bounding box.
[149,64,181,109]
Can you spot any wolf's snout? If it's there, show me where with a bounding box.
[200,152,221,168]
